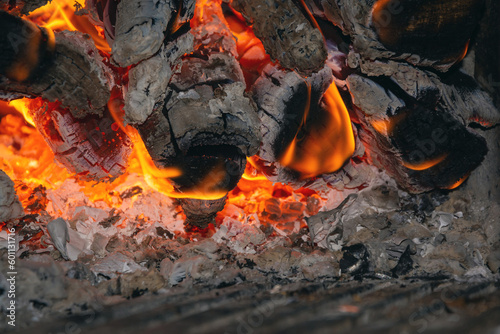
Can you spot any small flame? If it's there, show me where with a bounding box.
[402,154,447,171]
[8,99,35,127]
[446,173,469,190]
[280,82,355,179]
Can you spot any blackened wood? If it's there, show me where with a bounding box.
[229,0,327,75]
[315,0,483,71]
[0,27,112,119]
[179,196,227,230]
[347,74,488,193]
[371,0,483,67]
[0,169,24,222]
[474,0,500,108]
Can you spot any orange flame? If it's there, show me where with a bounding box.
[402,154,447,171]
[280,82,355,179]
[27,0,111,53]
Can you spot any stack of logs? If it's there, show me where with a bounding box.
[0,0,498,228]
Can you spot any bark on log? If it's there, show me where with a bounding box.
[0,170,24,223]
[347,73,488,193]
[0,15,113,119]
[310,0,484,72]
[110,0,196,67]
[228,0,327,75]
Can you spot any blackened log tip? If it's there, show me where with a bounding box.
[180,196,228,230]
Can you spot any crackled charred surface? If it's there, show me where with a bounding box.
[29,101,132,180]
[0,15,112,119]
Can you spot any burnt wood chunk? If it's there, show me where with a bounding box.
[111,0,196,66]
[228,0,327,75]
[29,101,132,180]
[0,169,24,222]
[347,74,488,193]
[179,196,227,230]
[371,0,483,66]
[315,0,484,71]
[0,18,112,119]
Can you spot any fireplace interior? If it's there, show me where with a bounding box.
[1,0,500,332]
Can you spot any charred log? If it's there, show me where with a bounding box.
[310,0,484,71]
[179,196,227,231]
[474,0,500,107]
[136,0,260,229]
[347,74,488,192]
[0,14,112,119]
[228,0,327,75]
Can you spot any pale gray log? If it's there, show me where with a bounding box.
[0,170,24,222]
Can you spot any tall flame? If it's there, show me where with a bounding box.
[280,82,356,179]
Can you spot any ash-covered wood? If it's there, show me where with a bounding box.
[0,0,49,15]
[29,101,132,180]
[347,73,488,192]
[310,0,483,71]
[228,0,327,75]
[111,0,195,67]
[0,18,113,119]
[0,169,24,222]
[123,31,194,125]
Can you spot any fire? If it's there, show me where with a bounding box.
[280,82,356,179]
[27,0,111,53]
[402,154,447,171]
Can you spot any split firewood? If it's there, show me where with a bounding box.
[310,0,484,71]
[0,13,112,118]
[0,170,24,222]
[28,100,132,180]
[0,0,49,15]
[227,0,327,75]
[346,73,488,193]
[108,0,196,67]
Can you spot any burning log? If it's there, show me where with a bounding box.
[136,0,261,229]
[0,12,112,119]
[0,170,24,222]
[227,0,327,75]
[108,0,196,67]
[347,72,489,192]
[310,0,484,71]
